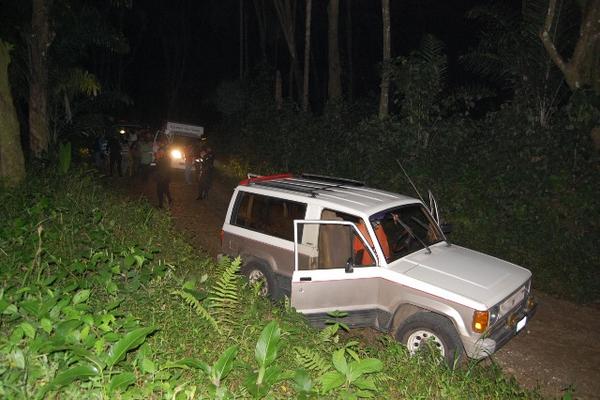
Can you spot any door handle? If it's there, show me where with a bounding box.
[300,276,312,281]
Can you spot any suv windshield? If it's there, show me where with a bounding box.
[370,204,443,262]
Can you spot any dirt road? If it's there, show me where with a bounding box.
[117,171,600,399]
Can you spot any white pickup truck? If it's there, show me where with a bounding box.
[154,122,205,170]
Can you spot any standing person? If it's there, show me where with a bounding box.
[183,143,195,185]
[155,146,173,208]
[107,134,122,177]
[196,147,215,200]
[128,140,141,176]
[138,132,153,182]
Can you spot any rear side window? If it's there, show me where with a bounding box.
[232,191,306,241]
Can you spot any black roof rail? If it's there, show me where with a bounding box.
[299,173,365,187]
[252,180,320,197]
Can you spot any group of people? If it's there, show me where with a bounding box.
[154,140,215,209]
[93,129,215,209]
[93,130,153,178]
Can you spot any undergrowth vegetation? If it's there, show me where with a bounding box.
[0,169,542,398]
[216,62,600,305]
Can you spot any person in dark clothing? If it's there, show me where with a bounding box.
[107,134,122,177]
[196,147,215,200]
[155,147,173,208]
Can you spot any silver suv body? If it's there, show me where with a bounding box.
[221,174,536,363]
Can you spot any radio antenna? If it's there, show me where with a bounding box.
[395,159,426,205]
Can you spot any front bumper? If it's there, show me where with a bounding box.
[467,297,538,359]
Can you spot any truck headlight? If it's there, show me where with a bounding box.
[171,149,182,159]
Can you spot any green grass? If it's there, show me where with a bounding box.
[0,168,544,399]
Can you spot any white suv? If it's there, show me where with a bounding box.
[221,173,536,364]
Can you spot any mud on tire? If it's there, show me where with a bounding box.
[241,262,280,300]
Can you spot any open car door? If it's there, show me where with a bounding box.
[291,220,381,328]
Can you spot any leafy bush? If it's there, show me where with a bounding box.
[0,169,542,398]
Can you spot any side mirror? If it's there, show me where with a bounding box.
[440,223,453,235]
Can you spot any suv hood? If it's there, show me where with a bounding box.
[397,244,531,309]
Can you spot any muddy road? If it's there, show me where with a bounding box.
[117,170,600,399]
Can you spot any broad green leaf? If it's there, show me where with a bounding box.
[319,371,345,393]
[292,369,313,394]
[10,326,24,343]
[332,349,348,374]
[262,365,284,386]
[210,345,238,386]
[55,319,81,338]
[72,289,91,305]
[125,254,136,267]
[108,371,136,393]
[40,318,53,334]
[0,298,9,313]
[352,358,382,376]
[39,364,99,398]
[352,376,377,391]
[255,321,281,368]
[355,389,376,398]
[163,358,209,373]
[105,326,157,368]
[141,358,156,374]
[20,322,36,339]
[327,310,348,318]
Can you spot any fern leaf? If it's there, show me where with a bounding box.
[208,257,242,325]
[173,289,221,334]
[294,347,330,374]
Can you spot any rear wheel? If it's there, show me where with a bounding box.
[396,312,464,367]
[242,262,279,299]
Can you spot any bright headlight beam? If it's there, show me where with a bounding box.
[171,149,183,159]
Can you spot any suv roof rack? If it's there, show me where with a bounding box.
[248,174,365,197]
[300,173,365,187]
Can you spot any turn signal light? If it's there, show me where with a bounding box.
[472,310,489,333]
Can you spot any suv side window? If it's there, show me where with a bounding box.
[232,191,306,241]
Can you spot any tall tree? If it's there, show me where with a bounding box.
[327,0,342,100]
[541,0,600,92]
[0,41,26,186]
[345,0,354,101]
[274,0,302,99]
[29,0,52,158]
[253,0,268,61]
[302,0,312,111]
[379,0,391,119]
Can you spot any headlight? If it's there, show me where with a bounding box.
[170,149,182,159]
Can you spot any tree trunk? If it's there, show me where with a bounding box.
[302,0,312,112]
[253,0,268,61]
[29,0,52,158]
[345,0,354,102]
[240,0,244,79]
[379,0,391,119]
[0,41,26,186]
[327,0,342,100]
[541,0,600,92]
[274,0,302,100]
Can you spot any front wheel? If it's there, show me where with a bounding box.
[395,312,465,367]
[241,262,279,300]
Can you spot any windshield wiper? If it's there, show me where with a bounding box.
[395,217,431,254]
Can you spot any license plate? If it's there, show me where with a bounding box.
[516,316,527,332]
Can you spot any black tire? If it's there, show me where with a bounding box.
[395,312,465,367]
[241,262,280,300]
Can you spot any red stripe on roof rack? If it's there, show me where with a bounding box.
[239,173,294,186]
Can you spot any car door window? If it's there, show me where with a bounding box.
[295,220,376,271]
[232,191,306,241]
